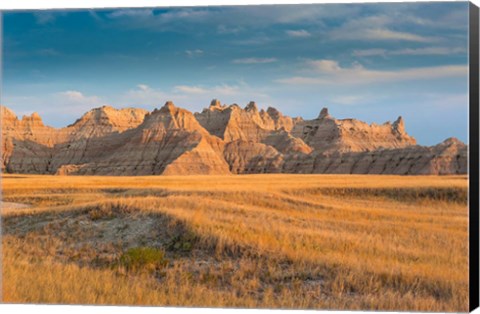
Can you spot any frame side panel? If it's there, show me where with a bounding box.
[469,1,480,312]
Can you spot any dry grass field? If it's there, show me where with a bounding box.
[1,174,469,311]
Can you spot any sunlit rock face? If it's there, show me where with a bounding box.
[1,101,467,175]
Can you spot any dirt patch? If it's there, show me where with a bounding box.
[1,201,31,211]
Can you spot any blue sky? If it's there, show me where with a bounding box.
[2,2,469,145]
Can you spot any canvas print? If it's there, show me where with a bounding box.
[0,2,475,312]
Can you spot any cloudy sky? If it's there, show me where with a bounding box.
[2,2,469,145]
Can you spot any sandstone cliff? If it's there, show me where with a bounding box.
[1,101,467,175]
[194,100,310,155]
[1,105,147,173]
[291,108,416,153]
[61,102,230,175]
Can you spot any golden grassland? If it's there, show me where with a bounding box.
[1,174,469,311]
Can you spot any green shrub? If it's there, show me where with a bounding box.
[88,206,114,221]
[167,231,197,253]
[118,247,169,273]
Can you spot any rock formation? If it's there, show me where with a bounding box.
[291,108,416,153]
[194,100,309,155]
[1,100,468,175]
[1,105,148,174]
[282,137,467,175]
[64,102,230,175]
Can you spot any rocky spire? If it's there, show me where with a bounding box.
[0,105,18,127]
[210,99,222,108]
[318,107,330,119]
[21,112,44,127]
[392,116,405,133]
[245,101,258,113]
[440,137,464,146]
[266,107,281,119]
[158,101,177,115]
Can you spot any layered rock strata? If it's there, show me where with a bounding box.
[1,101,467,175]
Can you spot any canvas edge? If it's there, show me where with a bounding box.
[0,2,476,312]
[469,1,480,312]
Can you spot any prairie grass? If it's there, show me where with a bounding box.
[1,174,469,311]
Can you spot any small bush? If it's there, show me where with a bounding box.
[167,231,197,253]
[88,202,137,221]
[88,206,115,221]
[118,247,169,273]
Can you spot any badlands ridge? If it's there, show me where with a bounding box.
[1,100,467,175]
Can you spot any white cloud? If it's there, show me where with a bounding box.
[353,47,467,57]
[33,12,56,24]
[107,9,154,19]
[232,35,273,46]
[173,85,207,94]
[57,90,105,106]
[5,90,108,121]
[137,84,149,91]
[174,84,240,96]
[217,25,243,34]
[277,59,467,85]
[352,49,387,57]
[330,15,439,43]
[120,85,170,107]
[88,10,102,21]
[285,29,311,38]
[389,47,467,56]
[104,5,352,31]
[3,90,109,126]
[365,29,436,42]
[60,90,84,99]
[419,92,469,109]
[104,8,211,31]
[53,91,108,116]
[333,28,437,43]
[330,95,371,106]
[211,85,241,96]
[185,49,204,58]
[232,57,277,64]
[153,9,210,22]
[6,90,107,123]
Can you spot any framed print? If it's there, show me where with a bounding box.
[1,1,479,312]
